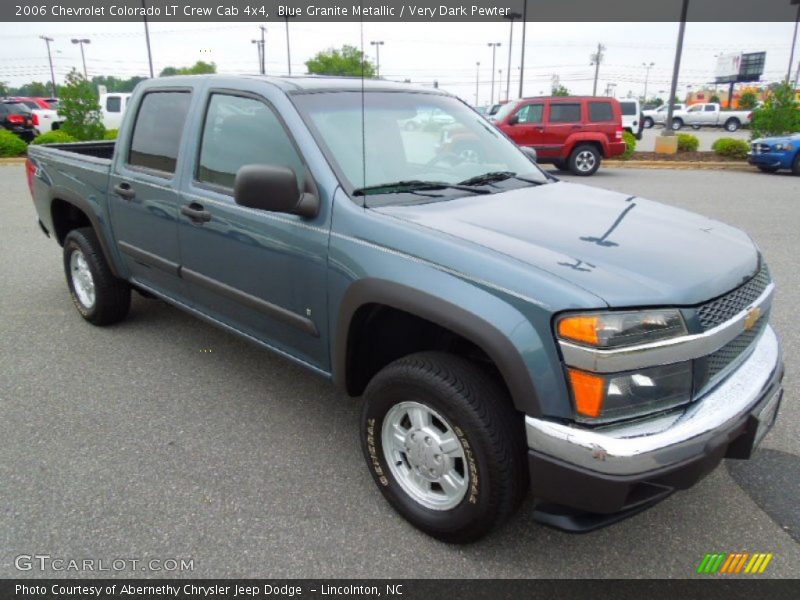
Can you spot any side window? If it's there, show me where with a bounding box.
[128,91,191,175]
[517,103,543,124]
[548,103,581,123]
[704,105,716,112]
[197,93,305,191]
[588,102,614,122]
[106,96,121,113]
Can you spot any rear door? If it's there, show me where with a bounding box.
[539,100,582,158]
[108,88,193,304]
[587,99,617,142]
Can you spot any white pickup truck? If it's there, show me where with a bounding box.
[671,102,752,132]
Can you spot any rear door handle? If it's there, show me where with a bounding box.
[181,203,212,224]
[114,182,136,200]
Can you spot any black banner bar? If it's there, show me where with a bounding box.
[3,0,800,23]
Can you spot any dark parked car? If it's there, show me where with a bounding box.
[0,102,35,141]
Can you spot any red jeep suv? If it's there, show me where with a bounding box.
[491,96,626,176]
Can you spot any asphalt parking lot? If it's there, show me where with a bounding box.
[1,163,799,578]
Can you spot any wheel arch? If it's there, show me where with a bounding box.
[333,278,543,417]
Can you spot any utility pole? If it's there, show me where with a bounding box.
[142,0,154,78]
[662,0,690,139]
[487,42,501,104]
[642,61,655,101]
[504,11,521,101]
[475,61,480,105]
[284,16,294,75]
[590,43,605,96]
[71,38,91,79]
[518,0,527,98]
[498,68,503,101]
[252,38,264,74]
[40,35,57,98]
[260,25,266,75]
[370,41,384,78]
[788,0,800,83]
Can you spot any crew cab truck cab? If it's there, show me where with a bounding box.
[26,76,784,542]
[491,96,627,176]
[671,102,752,132]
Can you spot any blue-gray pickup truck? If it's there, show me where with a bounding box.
[26,75,784,542]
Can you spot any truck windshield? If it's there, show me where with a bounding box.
[292,91,547,202]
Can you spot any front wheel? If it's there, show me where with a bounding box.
[568,144,601,176]
[361,352,528,543]
[793,154,800,176]
[643,117,654,129]
[63,227,131,325]
[757,166,779,174]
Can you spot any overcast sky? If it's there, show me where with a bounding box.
[0,21,796,104]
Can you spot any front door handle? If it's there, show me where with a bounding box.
[114,182,136,200]
[181,203,212,224]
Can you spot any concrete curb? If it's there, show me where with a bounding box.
[0,157,27,165]
[604,160,752,171]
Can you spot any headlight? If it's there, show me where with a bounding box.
[556,309,687,348]
[567,362,693,423]
[774,143,784,151]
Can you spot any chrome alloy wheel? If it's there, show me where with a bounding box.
[382,401,469,511]
[575,150,597,172]
[69,249,96,309]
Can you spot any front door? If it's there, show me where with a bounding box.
[177,90,330,370]
[506,102,545,152]
[108,89,193,304]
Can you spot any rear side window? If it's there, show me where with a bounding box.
[704,105,716,112]
[619,102,637,116]
[588,102,614,122]
[106,96,121,112]
[128,91,191,175]
[196,93,305,190]
[548,103,581,123]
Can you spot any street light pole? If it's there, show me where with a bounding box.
[788,0,800,83]
[370,41,384,78]
[260,25,266,75]
[518,0,527,98]
[252,39,264,74]
[71,38,91,79]
[475,61,480,105]
[487,42,501,104]
[642,61,655,101]
[504,12,521,101]
[40,36,57,98]
[284,16,294,76]
[662,0,690,138]
[142,0,154,78]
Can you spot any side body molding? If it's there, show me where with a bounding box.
[333,278,543,417]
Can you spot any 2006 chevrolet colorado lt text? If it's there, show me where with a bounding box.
[25,75,784,542]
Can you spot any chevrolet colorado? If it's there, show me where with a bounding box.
[26,75,784,542]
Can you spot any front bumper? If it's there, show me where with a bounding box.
[526,326,783,515]
[747,152,789,169]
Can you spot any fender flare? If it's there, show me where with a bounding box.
[48,186,123,279]
[333,278,542,417]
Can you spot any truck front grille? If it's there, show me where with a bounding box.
[696,262,770,331]
[706,314,769,382]
[751,143,770,154]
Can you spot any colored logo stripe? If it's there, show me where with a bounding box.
[698,553,773,574]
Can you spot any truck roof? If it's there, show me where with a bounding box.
[149,74,444,95]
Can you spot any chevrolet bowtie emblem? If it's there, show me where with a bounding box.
[744,306,761,331]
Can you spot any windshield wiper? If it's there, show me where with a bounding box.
[352,180,491,197]
[457,171,547,186]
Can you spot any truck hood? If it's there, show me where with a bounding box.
[375,181,759,307]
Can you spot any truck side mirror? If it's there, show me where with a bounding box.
[508,114,519,126]
[521,146,537,162]
[233,164,319,219]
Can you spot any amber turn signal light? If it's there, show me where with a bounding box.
[557,315,600,346]
[567,368,605,418]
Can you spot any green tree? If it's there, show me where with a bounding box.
[305,45,376,77]
[709,94,721,104]
[646,97,664,107]
[159,61,217,77]
[0,81,8,97]
[551,84,570,96]
[92,75,148,93]
[58,69,105,141]
[738,91,758,110]
[10,81,52,97]
[750,82,800,139]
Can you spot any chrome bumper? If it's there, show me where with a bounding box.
[525,326,782,476]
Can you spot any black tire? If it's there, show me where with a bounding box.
[360,352,528,543]
[691,125,701,130]
[552,158,567,171]
[568,144,601,176]
[757,166,779,174]
[671,118,683,131]
[63,227,131,326]
[643,117,654,129]
[792,154,800,176]
[724,118,740,132]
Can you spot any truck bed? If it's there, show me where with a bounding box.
[30,140,116,161]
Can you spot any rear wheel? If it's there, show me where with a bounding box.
[63,227,131,325]
[671,118,683,131]
[724,118,741,132]
[360,352,528,543]
[568,144,601,176]
[691,125,701,130]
